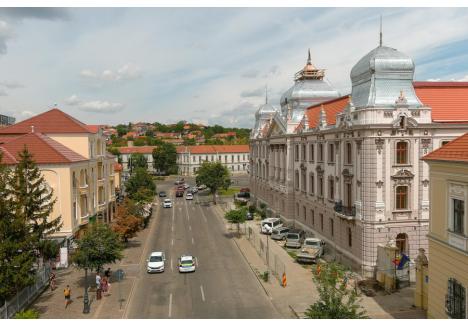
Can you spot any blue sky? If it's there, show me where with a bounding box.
[0,7,468,128]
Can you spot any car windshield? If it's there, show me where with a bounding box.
[287,234,299,240]
[181,259,193,265]
[305,241,320,246]
[164,199,171,202]
[150,256,162,262]
[272,229,280,234]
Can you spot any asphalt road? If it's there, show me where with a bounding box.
[125,179,280,318]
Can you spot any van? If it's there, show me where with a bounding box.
[285,229,305,249]
[261,218,283,234]
[271,226,290,241]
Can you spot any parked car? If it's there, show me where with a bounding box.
[296,238,325,264]
[163,199,172,208]
[261,218,283,234]
[176,191,184,197]
[190,187,198,193]
[246,212,253,220]
[178,255,196,273]
[285,229,305,249]
[174,179,184,185]
[240,187,250,193]
[186,193,193,200]
[271,226,290,241]
[183,183,190,189]
[159,191,167,197]
[146,251,166,273]
[197,184,207,190]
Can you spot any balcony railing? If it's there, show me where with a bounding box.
[334,201,356,218]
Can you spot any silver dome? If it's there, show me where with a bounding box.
[350,45,422,109]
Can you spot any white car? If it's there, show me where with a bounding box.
[147,251,165,273]
[190,187,198,193]
[163,199,172,208]
[186,193,193,200]
[183,183,190,189]
[178,255,196,273]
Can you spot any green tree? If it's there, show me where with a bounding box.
[11,147,62,252]
[305,262,367,319]
[195,161,231,205]
[0,154,36,302]
[129,153,148,173]
[183,138,196,146]
[133,138,146,146]
[225,207,246,236]
[152,143,177,175]
[39,239,60,267]
[125,167,156,201]
[72,223,124,272]
[116,124,128,137]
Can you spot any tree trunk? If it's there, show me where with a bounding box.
[212,191,217,205]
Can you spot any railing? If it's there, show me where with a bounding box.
[1,265,51,319]
[334,201,356,217]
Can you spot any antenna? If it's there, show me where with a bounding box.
[265,84,268,104]
[379,15,383,47]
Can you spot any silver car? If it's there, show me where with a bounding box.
[285,229,305,249]
[271,226,290,241]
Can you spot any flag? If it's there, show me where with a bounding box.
[397,254,409,270]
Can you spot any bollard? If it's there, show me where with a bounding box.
[282,272,287,287]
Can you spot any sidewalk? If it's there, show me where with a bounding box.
[214,203,426,319]
[30,203,159,319]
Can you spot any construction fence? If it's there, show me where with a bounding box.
[246,226,286,286]
[1,265,51,319]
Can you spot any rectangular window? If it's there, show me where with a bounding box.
[446,278,466,319]
[295,171,299,190]
[302,144,306,161]
[328,143,335,163]
[330,218,334,237]
[348,228,352,247]
[329,178,334,200]
[320,214,324,230]
[319,176,324,196]
[396,186,408,210]
[295,144,299,161]
[396,141,408,164]
[311,210,315,225]
[309,144,315,162]
[346,142,352,164]
[309,174,315,194]
[318,144,323,162]
[452,198,465,235]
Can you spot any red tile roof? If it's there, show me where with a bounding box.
[114,162,123,172]
[0,133,87,165]
[85,125,102,133]
[303,82,468,127]
[306,96,350,129]
[0,108,96,135]
[118,146,157,154]
[413,82,468,122]
[422,132,468,163]
[176,145,249,154]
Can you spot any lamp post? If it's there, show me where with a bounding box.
[83,266,90,314]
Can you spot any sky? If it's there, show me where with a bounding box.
[0,7,468,128]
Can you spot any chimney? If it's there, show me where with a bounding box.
[31,125,35,133]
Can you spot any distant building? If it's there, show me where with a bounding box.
[0,114,15,127]
[177,145,250,176]
[213,131,237,139]
[117,145,157,179]
[423,134,468,319]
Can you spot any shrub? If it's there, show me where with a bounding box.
[15,309,40,319]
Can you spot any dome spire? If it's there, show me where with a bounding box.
[307,48,311,64]
[265,84,268,104]
[379,15,383,47]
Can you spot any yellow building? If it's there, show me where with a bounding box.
[0,108,117,245]
[423,133,468,319]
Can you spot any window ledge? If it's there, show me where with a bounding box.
[448,231,468,251]
[392,209,412,214]
[393,164,412,168]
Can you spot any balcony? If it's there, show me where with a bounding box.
[79,184,88,194]
[334,201,356,219]
[97,202,106,211]
[80,214,89,225]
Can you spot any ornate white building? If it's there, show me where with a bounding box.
[250,42,468,276]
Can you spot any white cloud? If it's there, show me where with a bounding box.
[80,63,142,83]
[452,75,468,82]
[0,80,24,89]
[65,94,124,113]
[20,110,34,119]
[0,89,7,96]
[0,20,14,54]
[240,87,265,98]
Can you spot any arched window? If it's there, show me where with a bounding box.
[396,186,408,210]
[396,141,408,164]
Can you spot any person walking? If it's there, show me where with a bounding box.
[64,285,71,308]
[49,272,56,291]
[96,272,102,300]
[104,267,111,281]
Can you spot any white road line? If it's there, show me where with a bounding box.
[171,238,174,246]
[172,225,174,232]
[200,285,206,302]
[189,225,191,231]
[168,293,173,318]
[192,237,194,244]
[195,257,199,267]
[170,258,173,271]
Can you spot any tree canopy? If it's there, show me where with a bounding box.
[129,153,148,172]
[111,199,143,242]
[195,161,231,204]
[72,223,124,272]
[152,142,177,175]
[224,207,247,236]
[305,262,367,319]
[125,167,156,202]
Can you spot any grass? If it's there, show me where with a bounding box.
[218,187,241,196]
[287,250,298,260]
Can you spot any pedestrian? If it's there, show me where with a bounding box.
[96,272,102,300]
[64,285,71,308]
[49,272,56,291]
[102,276,108,295]
[104,267,111,281]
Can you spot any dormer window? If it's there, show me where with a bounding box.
[396,141,408,164]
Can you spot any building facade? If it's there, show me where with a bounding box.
[423,134,468,319]
[177,145,250,176]
[0,109,117,244]
[0,114,15,127]
[250,44,468,276]
[117,145,156,180]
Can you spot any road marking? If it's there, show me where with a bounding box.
[171,258,173,271]
[189,225,191,231]
[200,285,206,302]
[171,238,174,246]
[192,237,194,244]
[168,293,173,318]
[172,225,174,232]
[195,257,199,267]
